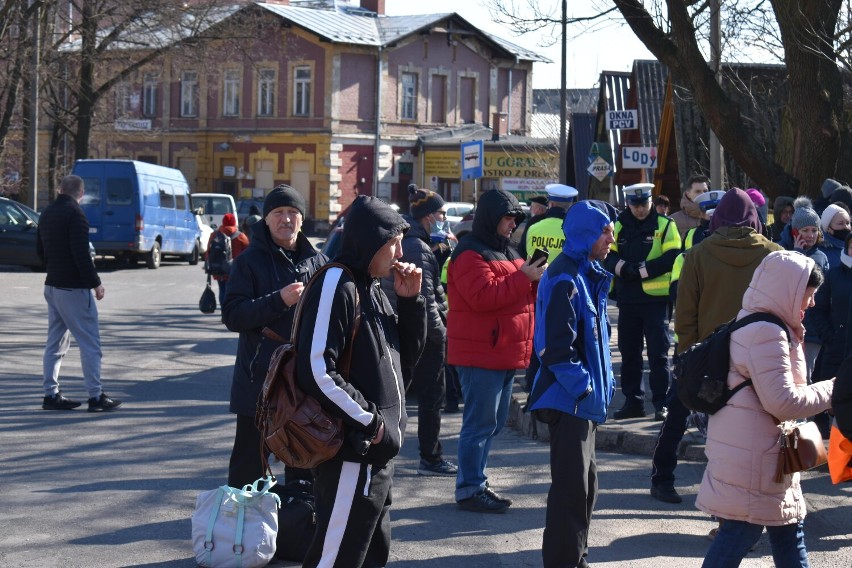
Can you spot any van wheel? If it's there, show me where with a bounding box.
[146,242,161,269]
[187,242,200,266]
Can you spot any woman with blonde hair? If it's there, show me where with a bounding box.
[697,251,834,567]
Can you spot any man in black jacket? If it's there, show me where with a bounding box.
[222,185,327,487]
[296,195,426,568]
[388,186,456,476]
[37,175,121,412]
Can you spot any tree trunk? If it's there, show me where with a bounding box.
[612,0,843,199]
[772,0,845,198]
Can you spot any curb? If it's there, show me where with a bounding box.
[507,392,707,463]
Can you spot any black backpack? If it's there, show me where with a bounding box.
[674,312,790,414]
[204,230,240,276]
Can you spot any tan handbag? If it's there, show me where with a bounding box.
[774,420,828,483]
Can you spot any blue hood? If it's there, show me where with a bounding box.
[561,201,614,263]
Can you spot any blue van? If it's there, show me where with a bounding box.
[73,160,200,269]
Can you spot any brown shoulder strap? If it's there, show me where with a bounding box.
[290,262,361,379]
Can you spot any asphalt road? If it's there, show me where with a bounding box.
[0,260,849,567]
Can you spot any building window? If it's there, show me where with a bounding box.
[258,68,275,117]
[431,74,446,123]
[293,66,311,116]
[115,83,130,118]
[401,72,417,120]
[180,71,198,117]
[223,69,240,117]
[142,73,157,117]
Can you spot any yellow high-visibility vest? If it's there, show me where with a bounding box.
[612,216,680,296]
[526,217,565,263]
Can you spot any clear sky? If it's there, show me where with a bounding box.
[383,0,655,90]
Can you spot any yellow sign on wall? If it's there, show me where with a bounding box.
[483,153,558,178]
[424,150,558,179]
[424,152,460,177]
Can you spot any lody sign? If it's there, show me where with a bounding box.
[606,109,638,130]
[621,146,658,169]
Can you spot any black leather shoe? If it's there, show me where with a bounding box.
[42,392,81,410]
[651,485,683,504]
[613,404,646,420]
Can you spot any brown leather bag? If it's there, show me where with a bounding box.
[774,420,828,483]
[256,263,361,470]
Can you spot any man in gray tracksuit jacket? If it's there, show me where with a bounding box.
[296,196,426,568]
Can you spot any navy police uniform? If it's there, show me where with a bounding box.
[603,183,681,420]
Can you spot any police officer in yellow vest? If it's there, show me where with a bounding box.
[604,183,681,421]
[523,184,579,262]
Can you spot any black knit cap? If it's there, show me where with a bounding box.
[408,184,445,220]
[263,184,306,218]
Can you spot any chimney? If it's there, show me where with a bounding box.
[360,0,385,15]
[491,112,507,141]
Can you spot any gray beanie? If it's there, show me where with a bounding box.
[263,184,306,218]
[791,206,820,230]
[821,178,843,199]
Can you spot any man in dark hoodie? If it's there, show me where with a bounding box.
[528,200,616,568]
[222,185,327,488]
[651,188,781,505]
[384,186,457,477]
[296,195,426,568]
[447,189,544,513]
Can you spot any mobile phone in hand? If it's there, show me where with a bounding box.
[530,247,549,265]
[792,228,800,239]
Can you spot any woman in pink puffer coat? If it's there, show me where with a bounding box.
[697,250,835,567]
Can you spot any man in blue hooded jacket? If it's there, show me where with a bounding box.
[528,200,616,568]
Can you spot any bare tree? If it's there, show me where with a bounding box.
[487,0,851,198]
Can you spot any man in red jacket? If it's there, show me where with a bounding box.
[447,189,545,513]
[206,212,249,307]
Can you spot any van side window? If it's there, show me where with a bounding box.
[174,185,187,210]
[159,183,175,208]
[144,182,159,207]
[106,178,133,205]
[212,200,229,214]
[80,177,101,205]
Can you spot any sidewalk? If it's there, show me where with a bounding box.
[508,302,708,462]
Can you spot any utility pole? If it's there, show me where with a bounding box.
[558,0,567,185]
[709,0,723,189]
[27,0,41,209]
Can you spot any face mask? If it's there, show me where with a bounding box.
[430,218,449,234]
[832,229,851,242]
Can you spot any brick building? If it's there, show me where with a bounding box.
[38,0,549,224]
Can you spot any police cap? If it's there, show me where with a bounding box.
[623,183,654,205]
[693,189,726,211]
[545,184,579,203]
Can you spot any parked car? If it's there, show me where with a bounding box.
[442,201,474,229]
[74,159,201,269]
[194,214,214,256]
[0,197,42,269]
[191,193,237,229]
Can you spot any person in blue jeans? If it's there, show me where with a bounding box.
[697,251,834,568]
[446,189,543,513]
